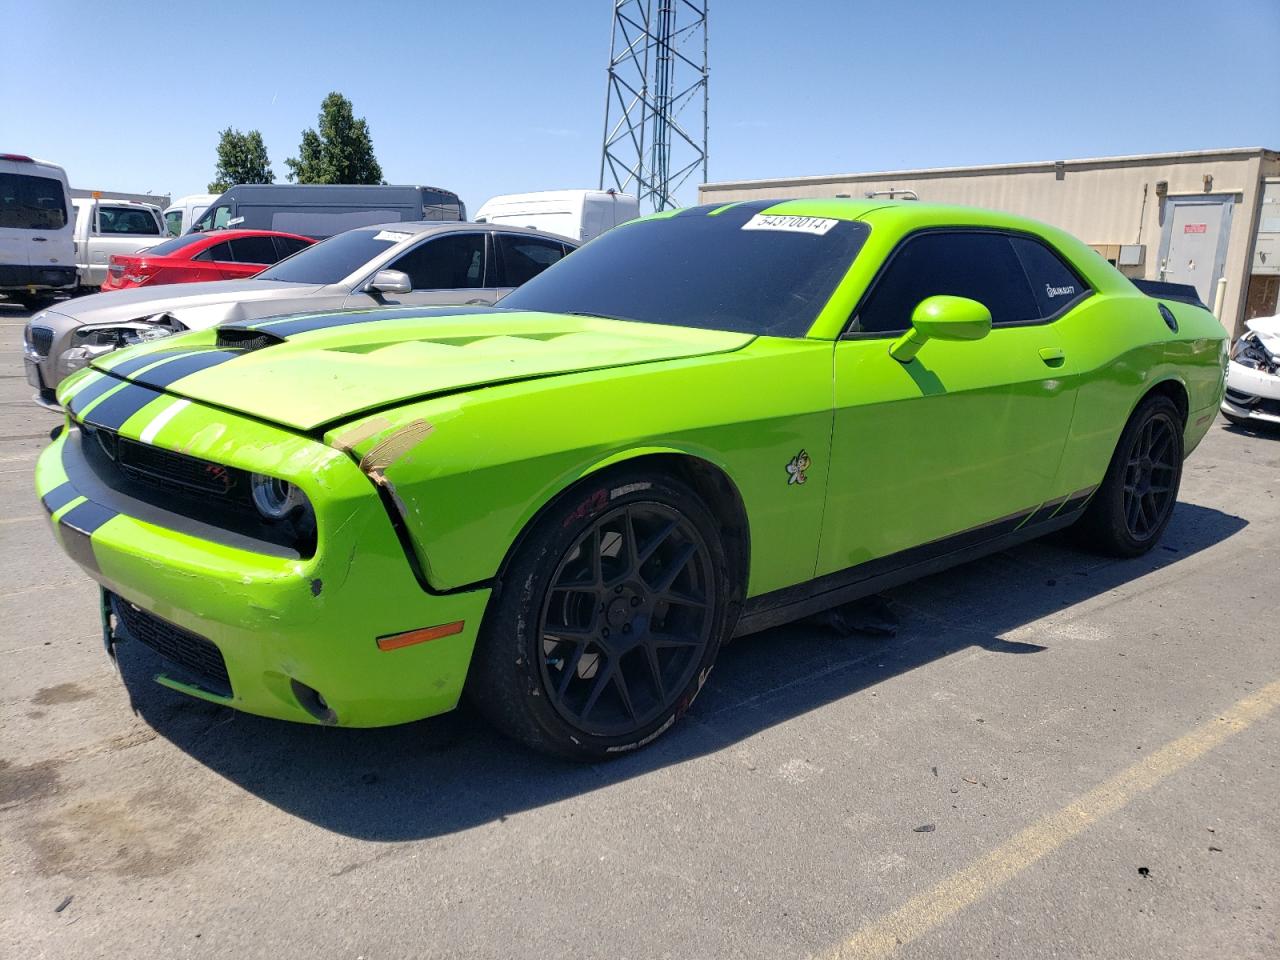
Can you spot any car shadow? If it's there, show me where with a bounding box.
[1223,419,1280,441]
[115,501,1246,841]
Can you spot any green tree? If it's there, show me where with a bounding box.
[285,92,383,184]
[207,128,273,193]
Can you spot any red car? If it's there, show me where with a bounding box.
[100,229,314,291]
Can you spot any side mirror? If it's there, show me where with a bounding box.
[889,295,992,362]
[365,269,412,296]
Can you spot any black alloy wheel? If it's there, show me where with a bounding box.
[538,502,715,738]
[1121,413,1179,540]
[1076,393,1184,558]
[469,470,733,760]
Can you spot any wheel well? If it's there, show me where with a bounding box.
[1142,379,1189,426]
[495,453,751,602]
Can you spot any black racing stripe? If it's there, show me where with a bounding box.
[252,305,499,338]
[80,383,164,431]
[130,349,244,388]
[674,203,727,218]
[67,375,123,417]
[1023,495,1070,529]
[58,499,118,536]
[705,197,793,226]
[104,347,201,378]
[41,481,79,515]
[1056,486,1098,517]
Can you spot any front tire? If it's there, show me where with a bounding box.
[1075,394,1184,558]
[468,469,733,760]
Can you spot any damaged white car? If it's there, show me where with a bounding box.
[1222,314,1280,427]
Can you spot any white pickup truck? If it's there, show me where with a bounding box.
[70,197,165,291]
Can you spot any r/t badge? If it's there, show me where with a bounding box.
[786,450,810,486]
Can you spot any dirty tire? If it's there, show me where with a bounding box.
[467,469,733,760]
[1075,393,1184,558]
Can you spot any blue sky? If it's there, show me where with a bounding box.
[3,0,1277,209]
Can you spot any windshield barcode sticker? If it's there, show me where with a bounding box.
[742,214,838,236]
[373,230,413,243]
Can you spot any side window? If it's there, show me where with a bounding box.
[854,232,1038,334]
[228,236,278,264]
[197,204,233,231]
[194,241,233,262]
[1009,236,1090,318]
[164,210,183,236]
[497,234,567,286]
[387,233,485,290]
[96,206,161,235]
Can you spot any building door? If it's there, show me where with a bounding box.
[1158,195,1234,306]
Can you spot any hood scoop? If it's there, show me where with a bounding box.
[215,327,287,352]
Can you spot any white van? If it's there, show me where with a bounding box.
[473,189,639,244]
[0,154,76,308]
[71,197,165,290]
[162,193,218,237]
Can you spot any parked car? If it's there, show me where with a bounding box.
[23,221,576,402]
[70,197,165,291]
[0,153,76,308]
[1221,313,1280,427]
[162,193,218,237]
[101,229,314,291]
[191,184,465,239]
[474,189,639,243]
[36,200,1227,758]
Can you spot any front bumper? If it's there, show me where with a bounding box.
[35,389,490,727]
[1222,359,1280,424]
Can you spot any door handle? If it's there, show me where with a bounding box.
[1038,347,1066,367]
[31,236,48,242]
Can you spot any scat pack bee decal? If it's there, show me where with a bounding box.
[786,449,811,486]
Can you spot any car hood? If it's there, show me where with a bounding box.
[87,306,755,431]
[42,279,323,329]
[1246,314,1280,355]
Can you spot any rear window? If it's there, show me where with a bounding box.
[255,228,403,284]
[0,172,68,230]
[499,207,870,337]
[98,206,161,235]
[139,234,209,257]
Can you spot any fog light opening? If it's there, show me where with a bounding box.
[290,678,337,725]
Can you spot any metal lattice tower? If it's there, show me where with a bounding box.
[599,0,708,213]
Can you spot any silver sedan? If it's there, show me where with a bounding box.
[23,221,578,405]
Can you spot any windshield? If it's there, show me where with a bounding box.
[255,227,406,284]
[498,204,870,337]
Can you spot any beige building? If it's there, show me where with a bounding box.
[699,147,1280,336]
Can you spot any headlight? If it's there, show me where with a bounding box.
[73,324,176,348]
[250,473,309,519]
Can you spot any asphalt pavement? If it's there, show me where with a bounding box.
[1,300,1276,959]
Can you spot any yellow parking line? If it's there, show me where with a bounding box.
[818,678,1280,960]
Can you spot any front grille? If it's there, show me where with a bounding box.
[76,424,315,557]
[116,434,245,498]
[26,324,54,357]
[111,593,232,696]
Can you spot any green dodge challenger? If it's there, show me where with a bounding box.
[36,199,1228,758]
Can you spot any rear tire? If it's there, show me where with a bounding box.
[467,469,733,760]
[1075,394,1184,558]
